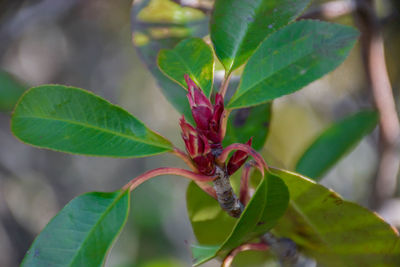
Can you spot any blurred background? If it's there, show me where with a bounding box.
[0,0,399,266]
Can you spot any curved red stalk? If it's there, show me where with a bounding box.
[217,143,268,175]
[172,147,197,171]
[222,243,269,267]
[123,167,216,194]
[240,163,253,205]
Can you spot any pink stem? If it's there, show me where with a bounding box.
[172,147,197,171]
[217,143,268,175]
[240,163,253,205]
[222,243,269,267]
[122,167,216,193]
[171,148,217,199]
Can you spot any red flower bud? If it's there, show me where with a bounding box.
[227,138,253,175]
[185,74,214,131]
[180,116,216,175]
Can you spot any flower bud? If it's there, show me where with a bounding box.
[185,74,213,130]
[180,116,216,175]
[227,138,253,175]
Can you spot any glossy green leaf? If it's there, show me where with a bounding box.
[223,102,272,150]
[210,0,310,72]
[11,85,172,157]
[296,110,378,180]
[272,168,400,267]
[0,71,27,111]
[190,171,289,266]
[132,0,208,121]
[158,38,214,97]
[228,20,359,108]
[22,190,130,266]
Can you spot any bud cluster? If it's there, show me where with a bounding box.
[180,74,251,176]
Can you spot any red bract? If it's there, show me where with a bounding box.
[185,74,224,145]
[227,138,253,175]
[179,116,216,175]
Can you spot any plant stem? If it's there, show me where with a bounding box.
[171,148,217,198]
[213,166,243,218]
[262,233,298,266]
[353,0,400,207]
[219,108,231,142]
[219,72,232,98]
[240,162,254,205]
[222,242,269,267]
[300,0,355,20]
[217,143,267,175]
[122,167,216,194]
[172,147,197,171]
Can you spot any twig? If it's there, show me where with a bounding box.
[262,233,298,266]
[353,0,400,206]
[300,0,355,20]
[213,166,243,218]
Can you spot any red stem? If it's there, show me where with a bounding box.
[171,148,217,199]
[172,147,197,171]
[217,143,268,175]
[122,167,216,193]
[222,243,269,267]
[240,163,253,205]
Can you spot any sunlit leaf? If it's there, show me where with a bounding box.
[210,0,310,72]
[272,168,400,267]
[296,110,378,180]
[21,190,130,266]
[158,38,214,97]
[11,85,172,157]
[228,20,359,108]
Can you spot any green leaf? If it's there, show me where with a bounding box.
[0,70,27,111]
[210,0,310,72]
[228,20,359,109]
[191,245,220,264]
[21,190,130,267]
[190,171,289,266]
[11,85,173,157]
[296,110,378,180]
[187,181,237,245]
[272,168,400,267]
[158,38,214,97]
[132,0,208,121]
[223,102,272,150]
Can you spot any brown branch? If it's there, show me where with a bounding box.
[213,166,243,218]
[300,0,355,20]
[353,0,400,206]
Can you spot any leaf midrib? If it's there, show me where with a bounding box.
[14,114,171,150]
[225,1,265,71]
[69,191,128,266]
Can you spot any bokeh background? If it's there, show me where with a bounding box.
[0,0,399,266]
